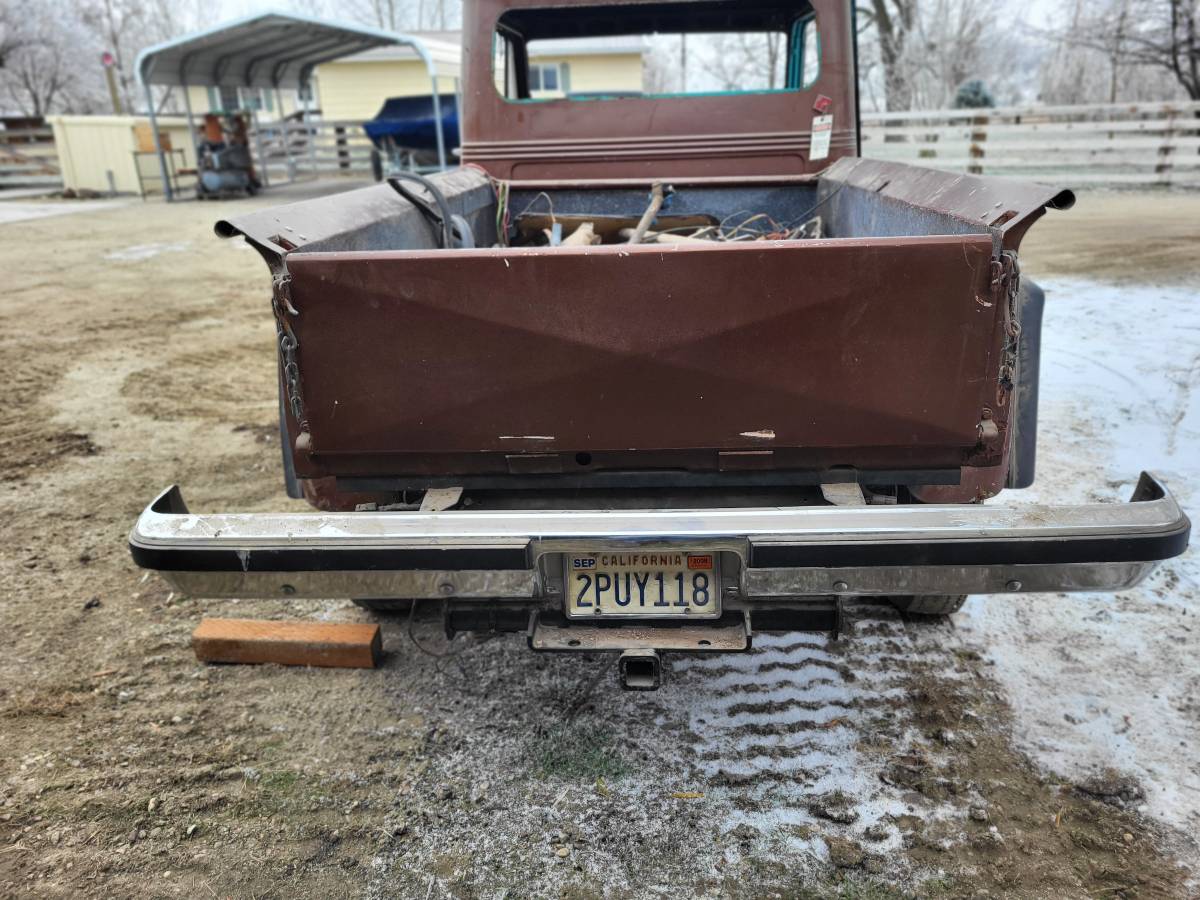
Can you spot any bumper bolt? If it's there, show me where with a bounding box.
[832,581,848,592]
[437,582,455,596]
[1006,580,1022,591]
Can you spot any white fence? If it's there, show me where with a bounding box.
[250,119,379,183]
[0,125,60,188]
[861,100,1200,187]
[26,101,1200,195]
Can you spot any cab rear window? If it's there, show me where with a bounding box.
[492,0,820,102]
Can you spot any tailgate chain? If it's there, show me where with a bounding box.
[992,250,1021,407]
[271,268,306,426]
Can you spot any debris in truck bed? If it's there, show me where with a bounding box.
[516,212,717,242]
[556,220,600,246]
[627,181,670,244]
[512,194,823,247]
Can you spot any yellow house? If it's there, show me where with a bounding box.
[172,31,644,123]
[315,32,645,121]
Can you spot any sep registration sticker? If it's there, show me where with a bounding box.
[566,552,721,618]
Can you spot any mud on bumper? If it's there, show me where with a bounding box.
[130,473,1188,641]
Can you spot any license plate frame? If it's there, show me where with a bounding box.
[563,550,723,620]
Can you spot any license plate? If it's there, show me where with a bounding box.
[565,551,721,618]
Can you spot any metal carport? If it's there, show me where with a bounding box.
[135,11,459,200]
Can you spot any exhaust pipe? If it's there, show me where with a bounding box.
[618,649,662,691]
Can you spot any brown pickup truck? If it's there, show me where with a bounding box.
[131,0,1188,688]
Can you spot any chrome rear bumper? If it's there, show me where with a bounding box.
[130,473,1188,603]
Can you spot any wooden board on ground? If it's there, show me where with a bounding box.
[192,617,382,668]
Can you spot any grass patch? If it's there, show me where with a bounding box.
[789,880,928,900]
[533,723,629,780]
[258,770,301,794]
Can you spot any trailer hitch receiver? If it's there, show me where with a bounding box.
[619,649,662,691]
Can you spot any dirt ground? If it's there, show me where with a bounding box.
[0,184,1198,899]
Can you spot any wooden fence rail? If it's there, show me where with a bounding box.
[250,119,379,181]
[0,125,60,187]
[861,100,1200,187]
[20,102,1198,195]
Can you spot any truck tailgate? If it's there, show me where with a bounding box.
[284,234,999,476]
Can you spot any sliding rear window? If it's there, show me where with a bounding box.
[492,0,820,102]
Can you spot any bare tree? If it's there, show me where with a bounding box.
[345,0,462,31]
[857,0,917,110]
[707,32,785,92]
[357,0,402,30]
[1055,0,1200,100]
[6,43,69,115]
[642,38,679,93]
[0,0,37,69]
[857,0,1037,110]
[79,0,146,112]
[1,1,106,115]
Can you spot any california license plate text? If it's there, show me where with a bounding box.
[566,552,719,617]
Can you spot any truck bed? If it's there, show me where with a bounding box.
[216,158,1073,499]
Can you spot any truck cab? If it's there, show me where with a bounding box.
[130,0,1189,689]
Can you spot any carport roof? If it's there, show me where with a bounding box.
[135,10,461,91]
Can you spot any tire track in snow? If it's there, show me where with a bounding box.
[660,602,963,850]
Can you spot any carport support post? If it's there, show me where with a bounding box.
[143,81,174,202]
[301,83,318,178]
[275,85,295,183]
[181,80,198,165]
[429,90,446,170]
[250,108,270,188]
[413,45,446,170]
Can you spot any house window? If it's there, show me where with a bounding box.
[205,87,276,113]
[529,62,569,94]
[207,85,241,112]
[237,87,272,112]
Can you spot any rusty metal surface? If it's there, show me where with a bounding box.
[819,157,1075,252]
[529,612,750,652]
[460,0,858,181]
[283,233,999,478]
[214,168,495,259]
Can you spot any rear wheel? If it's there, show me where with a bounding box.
[890,595,968,616]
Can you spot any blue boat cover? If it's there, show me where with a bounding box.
[362,94,460,152]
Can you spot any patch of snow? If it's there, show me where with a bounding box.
[105,240,192,261]
[0,199,128,225]
[959,277,1200,838]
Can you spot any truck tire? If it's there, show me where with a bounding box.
[352,598,416,613]
[1007,279,1044,489]
[890,595,968,616]
[278,379,303,499]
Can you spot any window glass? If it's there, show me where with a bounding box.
[800,18,820,88]
[492,1,818,102]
